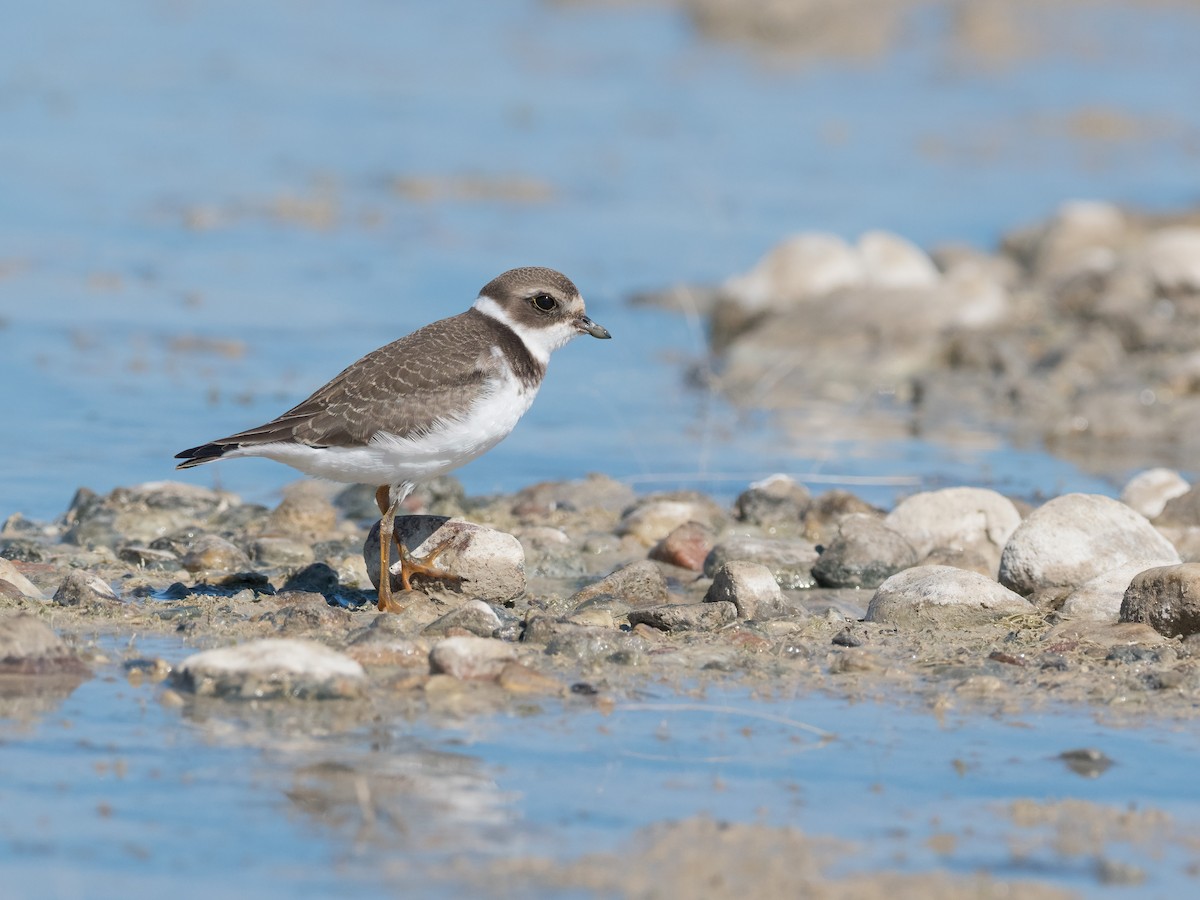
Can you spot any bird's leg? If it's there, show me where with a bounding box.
[372,484,463,595]
[374,485,405,613]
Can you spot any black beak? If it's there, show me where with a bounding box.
[578,315,611,339]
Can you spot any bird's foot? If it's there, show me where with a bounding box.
[397,539,464,592]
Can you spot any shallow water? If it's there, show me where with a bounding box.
[5,0,1199,519]
[3,633,1199,899]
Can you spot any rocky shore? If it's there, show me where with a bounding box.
[4,466,1200,719]
[640,202,1200,477]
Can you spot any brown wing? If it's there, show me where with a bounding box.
[176,309,513,467]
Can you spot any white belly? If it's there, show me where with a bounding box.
[228,373,539,486]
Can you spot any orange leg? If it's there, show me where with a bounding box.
[373,485,462,612]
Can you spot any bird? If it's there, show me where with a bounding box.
[175,267,611,612]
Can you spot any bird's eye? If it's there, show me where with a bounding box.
[531,293,558,312]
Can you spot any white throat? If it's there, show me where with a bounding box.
[473,294,578,366]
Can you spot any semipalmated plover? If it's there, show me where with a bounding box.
[176,267,610,611]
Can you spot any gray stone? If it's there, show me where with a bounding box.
[812,514,917,588]
[617,493,728,547]
[265,484,337,542]
[999,494,1180,595]
[510,473,635,516]
[117,545,180,571]
[63,481,239,548]
[175,638,365,699]
[866,565,1034,627]
[251,537,316,569]
[571,560,669,609]
[423,599,504,637]
[733,474,812,529]
[1156,487,1200,528]
[1120,563,1200,637]
[256,592,352,635]
[704,536,818,589]
[628,602,737,633]
[704,561,791,620]
[1121,468,1190,520]
[884,487,1021,569]
[52,571,119,608]
[539,623,651,666]
[181,534,253,575]
[364,516,525,603]
[428,636,517,680]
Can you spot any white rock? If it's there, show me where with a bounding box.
[857,230,939,288]
[722,232,864,310]
[1120,468,1190,520]
[1144,226,1200,292]
[884,487,1022,568]
[1060,563,1160,622]
[177,638,365,699]
[619,499,724,547]
[998,494,1180,596]
[364,516,525,602]
[865,565,1034,626]
[429,636,517,680]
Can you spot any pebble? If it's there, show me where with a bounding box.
[1120,563,1200,637]
[627,601,737,633]
[539,624,651,666]
[883,487,1021,568]
[251,537,316,569]
[0,613,90,675]
[704,561,791,621]
[617,493,727,546]
[52,571,120,608]
[811,513,918,588]
[364,516,526,603]
[1060,563,1159,622]
[1155,486,1200,527]
[704,536,818,589]
[733,474,812,529]
[174,638,366,700]
[281,562,341,596]
[256,592,353,635]
[866,565,1035,627]
[570,560,669,609]
[181,534,253,575]
[423,599,504,638]
[998,494,1180,595]
[1120,468,1190,520]
[496,661,563,695]
[265,485,337,541]
[428,635,517,680]
[649,521,715,571]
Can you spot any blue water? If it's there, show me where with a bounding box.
[4,0,1199,519]
[2,634,1198,898]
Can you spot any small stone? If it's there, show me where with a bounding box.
[571,560,669,609]
[1156,486,1200,527]
[117,545,180,571]
[0,613,90,676]
[256,592,352,635]
[423,599,504,637]
[429,636,517,680]
[266,485,337,542]
[1060,563,1161,622]
[733,474,812,529]
[540,624,651,666]
[857,230,939,288]
[52,571,119,608]
[866,565,1035,627]
[497,661,563,695]
[1143,225,1200,292]
[181,534,252,575]
[649,521,715,571]
[364,516,526,603]
[802,490,881,545]
[831,628,862,647]
[617,493,727,546]
[281,562,340,596]
[704,561,791,620]
[704,536,818,589]
[999,494,1180,595]
[0,559,44,599]
[251,537,316,569]
[510,474,635,517]
[1120,563,1200,637]
[812,514,918,588]
[627,601,737,633]
[174,638,365,700]
[1121,468,1190,520]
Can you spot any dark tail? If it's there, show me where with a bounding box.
[174,442,235,469]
